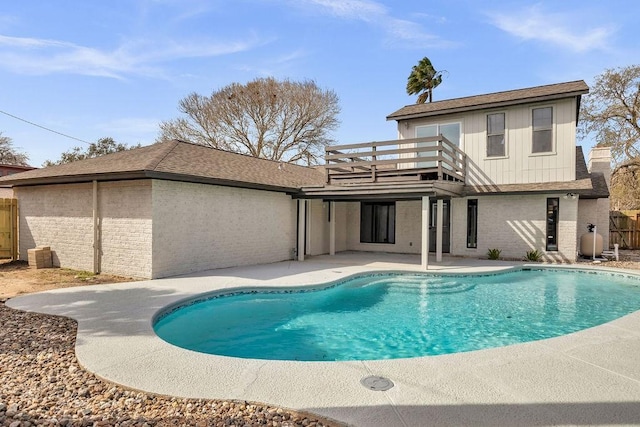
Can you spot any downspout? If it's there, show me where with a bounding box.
[93,180,100,274]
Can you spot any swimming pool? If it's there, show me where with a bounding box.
[153,268,640,361]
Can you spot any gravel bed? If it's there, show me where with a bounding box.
[0,301,342,427]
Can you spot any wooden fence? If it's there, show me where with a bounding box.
[0,198,17,259]
[610,210,640,249]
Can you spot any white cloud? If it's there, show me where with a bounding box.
[489,5,614,53]
[0,33,264,79]
[298,0,452,48]
[306,0,387,21]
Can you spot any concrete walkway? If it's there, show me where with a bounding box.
[7,253,640,426]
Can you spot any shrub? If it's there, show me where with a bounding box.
[487,248,502,260]
[524,249,543,262]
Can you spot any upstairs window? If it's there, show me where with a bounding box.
[360,202,395,244]
[416,123,461,147]
[532,107,553,153]
[416,123,461,168]
[487,113,505,157]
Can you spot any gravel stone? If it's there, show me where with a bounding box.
[0,302,342,427]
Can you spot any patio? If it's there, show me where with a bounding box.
[7,252,640,426]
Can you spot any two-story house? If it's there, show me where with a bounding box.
[299,80,610,265]
[0,81,609,278]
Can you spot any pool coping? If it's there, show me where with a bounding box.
[7,257,640,426]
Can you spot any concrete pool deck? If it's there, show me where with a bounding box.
[7,252,640,427]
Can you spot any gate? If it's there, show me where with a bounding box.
[0,198,17,259]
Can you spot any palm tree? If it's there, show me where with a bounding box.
[406,57,444,104]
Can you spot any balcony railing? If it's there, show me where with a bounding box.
[324,136,466,184]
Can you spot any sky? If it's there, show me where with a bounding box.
[0,0,638,167]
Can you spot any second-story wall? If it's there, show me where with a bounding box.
[397,97,578,186]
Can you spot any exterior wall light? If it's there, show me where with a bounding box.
[563,193,577,200]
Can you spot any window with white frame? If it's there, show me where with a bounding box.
[416,123,461,147]
[532,107,553,153]
[486,113,505,157]
[415,122,461,168]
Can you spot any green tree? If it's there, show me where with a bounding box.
[44,137,140,166]
[158,77,340,165]
[0,132,29,165]
[406,57,444,104]
[580,65,640,209]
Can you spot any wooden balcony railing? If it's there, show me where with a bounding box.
[324,136,467,184]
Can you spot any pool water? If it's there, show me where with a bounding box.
[153,269,640,361]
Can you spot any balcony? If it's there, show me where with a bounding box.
[324,136,466,185]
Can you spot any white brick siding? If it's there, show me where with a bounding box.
[98,181,152,278]
[451,195,578,262]
[307,199,328,256]
[307,200,348,256]
[17,183,94,271]
[330,196,578,261]
[151,180,297,278]
[344,201,421,254]
[577,198,610,252]
[16,181,152,277]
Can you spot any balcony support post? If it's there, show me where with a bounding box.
[436,199,443,262]
[421,195,429,270]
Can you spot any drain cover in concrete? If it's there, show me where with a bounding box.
[360,376,394,391]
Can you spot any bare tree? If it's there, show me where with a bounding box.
[610,162,640,209]
[580,64,640,166]
[44,137,140,166]
[580,65,640,209]
[0,132,29,165]
[158,78,340,165]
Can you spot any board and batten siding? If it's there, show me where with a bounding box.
[398,98,578,185]
[151,180,297,278]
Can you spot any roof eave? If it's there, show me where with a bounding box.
[4,171,150,187]
[5,170,303,194]
[144,171,301,193]
[386,91,588,122]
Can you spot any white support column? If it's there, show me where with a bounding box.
[297,199,306,261]
[329,201,336,256]
[421,196,430,270]
[436,199,443,262]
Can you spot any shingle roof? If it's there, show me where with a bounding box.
[0,140,326,192]
[575,146,591,180]
[0,139,608,199]
[387,80,589,121]
[463,146,609,198]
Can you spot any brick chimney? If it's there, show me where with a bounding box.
[588,146,612,189]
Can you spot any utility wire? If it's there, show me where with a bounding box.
[0,109,91,145]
